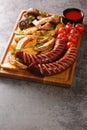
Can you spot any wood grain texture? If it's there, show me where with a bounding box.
[0,10,81,87]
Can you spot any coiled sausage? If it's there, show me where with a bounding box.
[29,46,78,76]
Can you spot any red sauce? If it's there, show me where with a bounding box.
[65,10,82,20]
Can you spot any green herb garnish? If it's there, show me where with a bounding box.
[35,42,43,47]
[11,48,21,55]
[19,30,24,35]
[44,31,49,35]
[15,57,23,63]
[50,24,56,30]
[28,16,35,24]
[39,35,44,40]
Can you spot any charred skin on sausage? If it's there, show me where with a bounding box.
[29,46,78,76]
[15,39,66,65]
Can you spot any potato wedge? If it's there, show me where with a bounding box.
[34,38,55,52]
[23,26,38,35]
[0,62,17,71]
[15,60,28,69]
[16,35,35,49]
[22,47,38,55]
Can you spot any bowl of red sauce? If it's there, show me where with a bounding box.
[62,8,84,25]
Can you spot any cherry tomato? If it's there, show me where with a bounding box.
[66,42,75,49]
[58,27,66,34]
[68,33,78,44]
[65,24,72,33]
[58,24,72,34]
[75,24,84,33]
[57,33,68,41]
[70,28,80,38]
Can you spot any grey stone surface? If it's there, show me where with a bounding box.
[0,0,87,130]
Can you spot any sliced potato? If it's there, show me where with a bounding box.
[23,26,38,35]
[14,35,26,42]
[41,45,53,54]
[34,38,55,52]
[15,60,28,69]
[8,53,27,69]
[46,30,56,37]
[16,36,34,49]
[0,62,17,71]
[9,40,17,52]
[22,47,38,55]
[15,26,38,35]
[23,38,37,49]
[9,54,16,64]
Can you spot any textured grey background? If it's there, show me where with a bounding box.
[0,0,87,130]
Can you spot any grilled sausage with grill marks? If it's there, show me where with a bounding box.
[29,46,78,76]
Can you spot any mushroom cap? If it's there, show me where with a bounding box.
[26,8,39,16]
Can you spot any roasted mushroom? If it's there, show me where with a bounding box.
[18,19,30,30]
[18,15,36,30]
[18,8,60,30]
[18,8,40,30]
[24,8,39,17]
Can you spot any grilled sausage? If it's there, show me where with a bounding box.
[15,39,66,65]
[29,46,78,76]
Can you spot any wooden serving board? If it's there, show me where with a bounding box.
[0,10,81,87]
